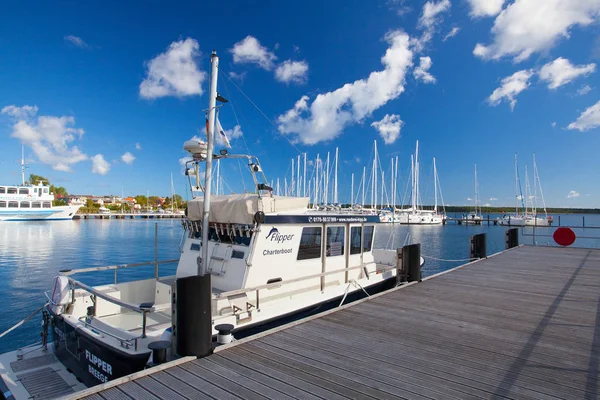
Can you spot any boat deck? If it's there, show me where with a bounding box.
[72,245,600,399]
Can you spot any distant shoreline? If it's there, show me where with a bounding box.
[336,205,600,214]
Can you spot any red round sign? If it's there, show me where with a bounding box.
[553,227,576,247]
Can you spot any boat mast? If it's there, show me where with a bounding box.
[362,166,366,208]
[303,153,307,197]
[171,172,175,213]
[381,170,385,209]
[373,141,378,210]
[474,164,479,215]
[524,165,530,215]
[291,158,295,196]
[533,154,548,217]
[334,147,338,204]
[514,154,518,214]
[410,154,415,213]
[296,155,300,196]
[351,173,354,205]
[433,157,438,212]
[394,156,398,215]
[315,154,320,205]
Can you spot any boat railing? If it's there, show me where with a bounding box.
[213,261,397,321]
[59,259,179,283]
[76,316,144,351]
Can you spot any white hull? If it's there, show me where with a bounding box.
[0,205,81,221]
[399,213,443,225]
[498,215,525,226]
[524,216,551,226]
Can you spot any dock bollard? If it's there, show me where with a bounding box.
[470,233,487,259]
[505,228,518,249]
[175,274,212,357]
[402,243,422,282]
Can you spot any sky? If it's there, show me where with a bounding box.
[1,0,600,208]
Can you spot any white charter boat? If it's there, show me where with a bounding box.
[0,51,423,396]
[0,150,81,221]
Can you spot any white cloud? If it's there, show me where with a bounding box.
[487,69,534,110]
[139,38,205,99]
[483,203,492,207]
[64,35,89,48]
[230,36,277,70]
[121,152,135,164]
[489,197,498,201]
[1,105,38,119]
[567,190,580,198]
[568,100,600,131]
[371,114,404,145]
[228,71,246,82]
[473,0,600,62]
[413,56,436,83]
[277,31,412,145]
[414,0,451,50]
[135,142,142,150]
[551,121,557,128]
[2,105,88,171]
[577,84,592,96]
[467,197,473,201]
[419,0,451,28]
[539,57,596,89]
[468,0,504,17]
[443,27,460,41]
[275,60,309,84]
[179,156,192,166]
[91,154,110,175]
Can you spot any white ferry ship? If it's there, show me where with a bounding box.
[0,183,81,221]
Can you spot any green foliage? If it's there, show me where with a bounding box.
[86,199,94,208]
[52,199,67,206]
[135,195,148,206]
[28,174,48,185]
[50,185,68,196]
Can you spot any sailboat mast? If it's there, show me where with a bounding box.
[434,157,438,212]
[532,157,537,215]
[381,171,385,209]
[351,173,354,205]
[394,156,398,213]
[374,141,378,209]
[410,154,415,213]
[415,141,420,213]
[362,166,366,208]
[514,154,518,214]
[315,154,320,205]
[200,50,219,275]
[474,164,478,214]
[297,155,301,197]
[291,158,295,196]
[533,154,548,217]
[334,147,338,204]
[303,153,307,197]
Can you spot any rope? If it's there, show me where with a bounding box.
[421,254,474,262]
[220,70,304,155]
[0,303,48,339]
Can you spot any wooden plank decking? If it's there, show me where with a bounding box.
[75,245,600,400]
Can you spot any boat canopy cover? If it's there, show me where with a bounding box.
[187,194,309,224]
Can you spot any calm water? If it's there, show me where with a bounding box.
[1,214,599,353]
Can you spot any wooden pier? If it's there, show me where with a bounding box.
[72,245,600,399]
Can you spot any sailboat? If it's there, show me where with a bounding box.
[464,164,483,225]
[0,50,424,395]
[498,154,526,226]
[523,155,552,226]
[399,141,443,225]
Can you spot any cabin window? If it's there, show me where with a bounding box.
[350,227,362,255]
[18,188,28,195]
[0,201,6,207]
[20,201,30,208]
[43,188,49,194]
[297,227,322,260]
[8,201,18,208]
[326,226,345,257]
[43,202,51,208]
[0,187,5,194]
[363,225,374,252]
[32,202,41,208]
[190,243,200,251]
[7,188,17,194]
[232,250,245,259]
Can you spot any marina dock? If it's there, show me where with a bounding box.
[71,245,600,399]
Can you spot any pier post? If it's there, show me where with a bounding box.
[174,274,212,358]
[402,243,421,283]
[505,228,518,249]
[470,233,487,259]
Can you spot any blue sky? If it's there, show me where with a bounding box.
[1,0,599,208]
